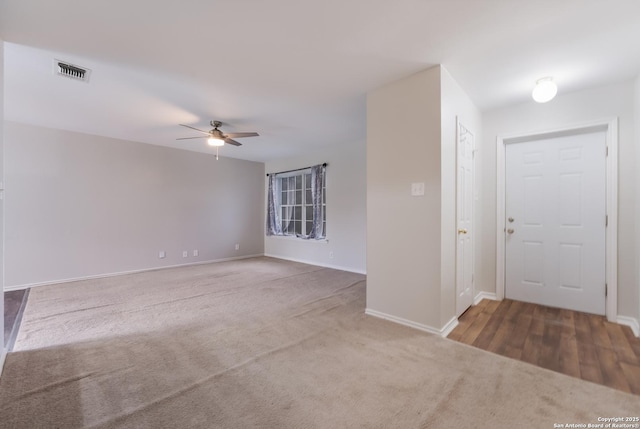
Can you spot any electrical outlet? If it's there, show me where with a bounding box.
[159,251,166,259]
[235,243,240,251]
[182,250,188,258]
[193,250,199,257]
[411,182,425,196]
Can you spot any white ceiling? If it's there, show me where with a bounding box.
[2,0,640,162]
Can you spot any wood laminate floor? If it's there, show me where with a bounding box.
[448,299,640,395]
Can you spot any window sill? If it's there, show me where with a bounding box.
[266,235,329,244]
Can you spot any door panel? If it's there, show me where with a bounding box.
[505,131,606,315]
[456,122,474,317]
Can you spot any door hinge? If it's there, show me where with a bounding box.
[605,283,608,297]
[605,215,608,227]
[606,146,609,157]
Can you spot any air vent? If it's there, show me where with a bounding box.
[54,59,91,82]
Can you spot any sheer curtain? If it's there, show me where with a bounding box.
[300,164,326,240]
[266,174,282,236]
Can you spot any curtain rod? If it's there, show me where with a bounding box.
[266,163,327,177]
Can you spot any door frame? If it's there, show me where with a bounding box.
[496,118,618,322]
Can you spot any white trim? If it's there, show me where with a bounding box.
[0,347,7,378]
[265,235,329,244]
[474,291,498,305]
[440,316,459,337]
[264,253,366,275]
[496,134,506,301]
[495,118,618,321]
[605,119,619,323]
[364,308,458,337]
[3,254,265,291]
[617,316,640,337]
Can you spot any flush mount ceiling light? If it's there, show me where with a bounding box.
[532,77,558,103]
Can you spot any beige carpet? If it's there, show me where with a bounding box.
[0,257,638,428]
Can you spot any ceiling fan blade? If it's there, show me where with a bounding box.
[176,136,208,140]
[224,138,242,146]
[225,132,259,138]
[179,124,211,135]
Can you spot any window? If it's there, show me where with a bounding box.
[266,164,326,239]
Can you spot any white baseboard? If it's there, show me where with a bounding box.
[474,291,498,305]
[440,316,459,337]
[0,347,7,379]
[365,308,458,337]
[617,315,640,337]
[264,253,366,275]
[3,254,265,292]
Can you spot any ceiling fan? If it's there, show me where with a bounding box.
[177,120,259,158]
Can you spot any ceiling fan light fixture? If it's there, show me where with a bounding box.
[177,120,257,149]
[208,137,224,147]
[532,77,557,103]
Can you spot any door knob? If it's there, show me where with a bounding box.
[458,229,468,234]
[507,228,514,234]
[508,217,514,223]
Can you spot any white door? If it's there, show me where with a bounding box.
[456,121,474,317]
[505,131,606,315]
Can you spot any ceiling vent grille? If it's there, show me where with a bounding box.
[55,60,91,82]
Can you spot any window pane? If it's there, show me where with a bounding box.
[322,187,326,202]
[281,191,287,205]
[306,190,312,203]
[323,209,326,221]
[306,221,313,233]
[323,221,327,235]
[305,173,311,187]
[294,221,301,235]
[281,207,287,220]
[294,206,301,220]
[295,190,302,204]
[295,175,302,189]
[281,178,288,191]
[281,222,287,234]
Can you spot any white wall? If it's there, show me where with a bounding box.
[479,80,638,320]
[264,139,366,274]
[1,38,6,371]
[366,65,481,333]
[635,74,640,324]
[441,67,482,326]
[366,66,448,331]
[4,122,265,289]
